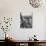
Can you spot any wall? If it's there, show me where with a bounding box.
[0,0,46,40]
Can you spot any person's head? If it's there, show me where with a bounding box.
[34,35,36,37]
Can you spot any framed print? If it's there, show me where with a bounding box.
[20,12,33,28]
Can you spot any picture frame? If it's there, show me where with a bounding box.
[20,12,33,28]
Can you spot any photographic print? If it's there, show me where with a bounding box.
[20,13,32,28]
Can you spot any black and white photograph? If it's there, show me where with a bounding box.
[20,13,32,28]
